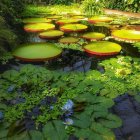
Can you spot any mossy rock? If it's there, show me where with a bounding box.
[56,19,79,25]
[84,41,121,56]
[13,43,62,62]
[60,24,88,32]
[22,18,52,24]
[39,30,64,39]
[59,37,79,44]
[24,23,55,33]
[112,29,140,43]
[89,16,113,24]
[81,32,106,40]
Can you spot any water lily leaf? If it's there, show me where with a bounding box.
[99,114,122,129]
[91,122,115,140]
[75,128,104,140]
[29,130,44,140]
[43,120,68,140]
[74,113,91,128]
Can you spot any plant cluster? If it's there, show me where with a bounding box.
[81,0,105,16]
[0,55,140,139]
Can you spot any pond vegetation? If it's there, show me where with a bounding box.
[0,0,140,140]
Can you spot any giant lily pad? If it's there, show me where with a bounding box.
[39,30,64,39]
[112,29,140,43]
[24,23,55,33]
[59,37,79,44]
[60,24,88,32]
[22,18,52,24]
[84,41,121,56]
[89,16,113,24]
[13,43,62,62]
[81,32,105,41]
[56,19,79,25]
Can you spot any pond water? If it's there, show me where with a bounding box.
[1,13,140,140]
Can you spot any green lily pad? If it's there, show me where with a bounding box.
[22,18,52,24]
[12,43,62,62]
[60,24,88,32]
[59,37,79,44]
[84,41,121,56]
[89,16,113,24]
[112,29,140,43]
[39,30,64,39]
[47,15,62,20]
[81,32,106,40]
[24,23,55,33]
[56,19,79,25]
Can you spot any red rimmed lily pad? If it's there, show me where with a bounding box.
[12,43,62,62]
[81,32,106,41]
[39,30,64,39]
[89,16,113,24]
[56,19,79,25]
[112,29,140,43]
[60,24,88,32]
[59,37,79,44]
[84,41,121,56]
[22,18,52,24]
[24,23,55,33]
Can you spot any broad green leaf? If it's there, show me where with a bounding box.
[43,120,68,140]
[99,114,122,129]
[29,130,44,140]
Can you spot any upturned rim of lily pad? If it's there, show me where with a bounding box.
[89,16,113,24]
[84,41,121,56]
[24,23,55,33]
[112,29,140,42]
[39,30,64,39]
[60,24,88,32]
[81,32,106,41]
[22,18,52,24]
[12,43,62,62]
[59,37,79,44]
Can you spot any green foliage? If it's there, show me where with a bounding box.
[73,93,121,140]
[81,0,105,16]
[0,55,140,139]
[107,0,140,12]
[55,39,85,51]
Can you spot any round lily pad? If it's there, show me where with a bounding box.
[47,15,62,20]
[81,32,106,41]
[13,43,62,62]
[56,19,79,25]
[24,23,55,33]
[39,30,64,39]
[60,24,88,32]
[84,41,121,56]
[59,37,79,44]
[22,18,52,24]
[112,29,140,43]
[89,16,113,24]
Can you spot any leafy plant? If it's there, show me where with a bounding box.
[81,0,105,16]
